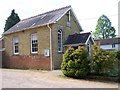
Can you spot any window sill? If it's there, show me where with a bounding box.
[13,53,19,56]
[31,52,38,55]
[58,51,63,54]
[67,22,71,27]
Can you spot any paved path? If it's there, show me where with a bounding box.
[1,69,119,88]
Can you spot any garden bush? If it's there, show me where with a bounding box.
[62,45,120,79]
[116,50,120,60]
[91,45,120,77]
[61,46,90,78]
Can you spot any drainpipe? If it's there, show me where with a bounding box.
[47,24,52,71]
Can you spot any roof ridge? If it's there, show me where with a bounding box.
[80,32,91,34]
[70,32,91,36]
[97,37,120,41]
[21,5,71,21]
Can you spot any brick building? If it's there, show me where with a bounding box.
[3,6,94,70]
[4,6,82,70]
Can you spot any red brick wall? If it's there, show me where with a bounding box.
[3,54,51,70]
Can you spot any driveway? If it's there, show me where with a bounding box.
[1,69,119,88]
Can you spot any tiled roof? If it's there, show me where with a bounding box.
[4,6,71,35]
[98,37,120,45]
[64,32,91,45]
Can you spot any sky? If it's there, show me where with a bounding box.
[0,0,119,37]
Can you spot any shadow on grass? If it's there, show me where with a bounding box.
[58,74,119,84]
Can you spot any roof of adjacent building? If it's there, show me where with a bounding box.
[97,37,120,45]
[64,32,92,45]
[4,5,82,35]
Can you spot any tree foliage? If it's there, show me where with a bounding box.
[94,15,116,40]
[4,9,20,32]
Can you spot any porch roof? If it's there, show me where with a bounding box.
[64,32,93,46]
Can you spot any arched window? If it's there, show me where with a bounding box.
[58,30,62,52]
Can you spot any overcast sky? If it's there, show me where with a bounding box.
[0,0,119,37]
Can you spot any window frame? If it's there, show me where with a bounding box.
[13,36,19,55]
[112,44,115,48]
[31,32,38,54]
[58,29,62,52]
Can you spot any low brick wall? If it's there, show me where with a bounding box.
[3,55,51,70]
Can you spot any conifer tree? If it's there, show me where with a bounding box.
[4,9,20,32]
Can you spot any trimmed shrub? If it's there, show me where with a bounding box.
[61,46,90,78]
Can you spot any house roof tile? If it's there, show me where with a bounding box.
[4,6,71,35]
[98,37,120,45]
[64,32,91,45]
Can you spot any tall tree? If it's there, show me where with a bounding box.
[94,15,116,40]
[4,9,20,32]
[109,26,116,38]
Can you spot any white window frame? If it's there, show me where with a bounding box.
[13,36,19,55]
[58,30,62,52]
[31,32,38,54]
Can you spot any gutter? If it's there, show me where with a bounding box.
[63,43,85,46]
[4,22,54,35]
[47,24,53,71]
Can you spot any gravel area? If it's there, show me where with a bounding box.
[1,68,119,88]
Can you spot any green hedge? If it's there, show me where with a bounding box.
[91,45,120,77]
[61,46,90,78]
[116,50,120,60]
[61,45,120,79]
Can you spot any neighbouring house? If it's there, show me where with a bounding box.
[64,32,94,56]
[3,6,94,70]
[95,37,120,50]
